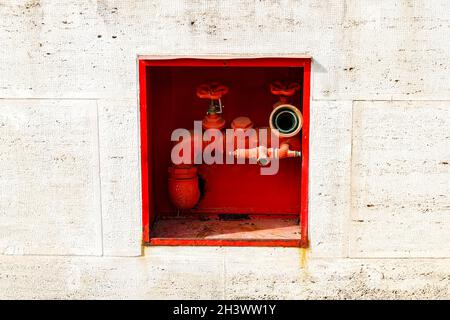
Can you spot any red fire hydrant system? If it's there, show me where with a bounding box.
[168,81,303,210]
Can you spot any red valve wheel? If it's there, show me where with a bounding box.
[270,81,301,97]
[196,82,229,100]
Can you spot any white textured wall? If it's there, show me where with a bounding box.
[0,0,449,299]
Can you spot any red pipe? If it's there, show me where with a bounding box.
[231,138,301,166]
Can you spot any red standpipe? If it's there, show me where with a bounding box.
[168,81,303,210]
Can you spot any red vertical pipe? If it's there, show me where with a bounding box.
[300,60,311,248]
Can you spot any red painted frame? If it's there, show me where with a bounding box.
[139,57,311,248]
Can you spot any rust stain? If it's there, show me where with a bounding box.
[298,247,310,282]
[299,247,309,269]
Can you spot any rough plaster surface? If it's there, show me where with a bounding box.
[0,247,448,300]
[339,0,450,100]
[98,99,141,256]
[0,99,102,255]
[309,100,352,257]
[351,101,450,258]
[0,0,449,100]
[0,0,449,298]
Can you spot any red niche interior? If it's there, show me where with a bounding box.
[139,58,311,247]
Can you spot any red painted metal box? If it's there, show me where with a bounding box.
[139,57,311,247]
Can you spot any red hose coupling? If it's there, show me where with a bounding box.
[168,165,200,210]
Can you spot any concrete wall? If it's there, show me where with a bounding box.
[0,0,449,299]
